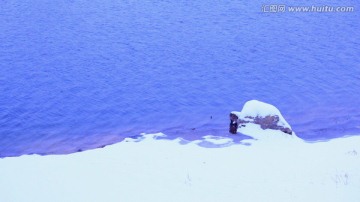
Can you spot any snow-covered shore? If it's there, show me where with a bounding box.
[1,130,359,202]
[1,101,359,202]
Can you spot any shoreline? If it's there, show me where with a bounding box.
[2,131,360,158]
[1,132,359,202]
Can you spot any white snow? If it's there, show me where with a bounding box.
[232,100,292,129]
[1,101,359,202]
[0,131,359,202]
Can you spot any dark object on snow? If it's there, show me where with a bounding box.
[229,113,239,134]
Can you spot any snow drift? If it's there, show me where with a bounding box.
[0,101,359,202]
[1,133,359,202]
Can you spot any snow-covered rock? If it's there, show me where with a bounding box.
[231,100,294,135]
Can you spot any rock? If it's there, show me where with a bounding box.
[230,100,293,135]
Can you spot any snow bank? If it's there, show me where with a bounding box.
[1,132,359,202]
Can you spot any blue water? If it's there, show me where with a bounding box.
[1,0,359,157]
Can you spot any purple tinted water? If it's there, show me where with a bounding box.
[1,0,359,157]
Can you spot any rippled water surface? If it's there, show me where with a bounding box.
[1,0,360,157]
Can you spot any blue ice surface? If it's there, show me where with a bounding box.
[0,0,359,157]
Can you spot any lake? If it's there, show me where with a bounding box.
[0,0,359,157]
